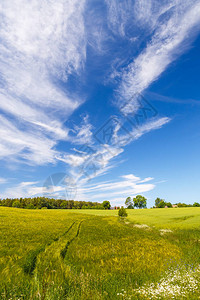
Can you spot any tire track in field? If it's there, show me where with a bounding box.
[23,221,76,275]
[60,220,83,259]
[63,221,76,235]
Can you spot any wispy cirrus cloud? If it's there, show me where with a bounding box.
[60,115,170,187]
[2,181,41,198]
[0,0,86,164]
[68,115,94,145]
[75,173,155,204]
[114,0,200,105]
[2,173,154,205]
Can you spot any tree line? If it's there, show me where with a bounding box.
[0,197,112,210]
[154,198,200,208]
[125,196,200,209]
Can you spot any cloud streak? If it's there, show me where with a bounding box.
[0,0,86,164]
[115,0,200,104]
[2,174,154,206]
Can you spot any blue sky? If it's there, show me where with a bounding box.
[0,0,200,207]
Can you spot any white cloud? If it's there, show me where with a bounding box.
[121,174,141,181]
[0,0,86,164]
[2,173,154,206]
[110,117,171,148]
[2,181,41,198]
[76,173,155,203]
[0,115,57,164]
[60,115,169,187]
[106,0,175,39]
[117,0,200,104]
[0,178,7,184]
[68,115,94,145]
[140,177,154,183]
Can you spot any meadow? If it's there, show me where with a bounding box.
[1,207,200,299]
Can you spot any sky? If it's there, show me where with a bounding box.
[0,0,200,207]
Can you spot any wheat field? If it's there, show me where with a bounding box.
[1,207,200,299]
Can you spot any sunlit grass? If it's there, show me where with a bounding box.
[69,207,200,229]
[1,207,200,299]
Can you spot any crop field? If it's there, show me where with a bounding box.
[74,207,200,229]
[1,207,200,299]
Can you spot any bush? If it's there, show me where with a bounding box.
[118,206,127,217]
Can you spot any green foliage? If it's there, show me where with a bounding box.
[155,197,164,207]
[12,200,21,208]
[118,206,127,217]
[125,197,134,209]
[165,202,172,208]
[26,203,35,209]
[155,198,172,208]
[133,195,147,208]
[193,202,200,207]
[102,200,111,210]
[157,200,166,208]
[0,197,105,210]
[177,202,192,207]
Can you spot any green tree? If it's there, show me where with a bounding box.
[157,200,166,208]
[102,201,111,210]
[125,197,134,209]
[165,202,172,208]
[133,195,147,209]
[12,200,20,208]
[25,203,35,209]
[193,202,200,207]
[155,197,164,207]
[118,206,127,217]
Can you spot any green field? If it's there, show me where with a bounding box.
[74,207,200,229]
[1,207,200,299]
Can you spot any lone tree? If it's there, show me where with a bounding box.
[133,195,147,209]
[125,197,134,209]
[118,206,127,217]
[102,201,111,210]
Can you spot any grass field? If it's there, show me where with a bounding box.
[73,207,200,229]
[1,207,200,299]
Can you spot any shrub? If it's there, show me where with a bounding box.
[118,206,127,217]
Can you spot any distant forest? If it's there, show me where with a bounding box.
[0,197,112,210]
